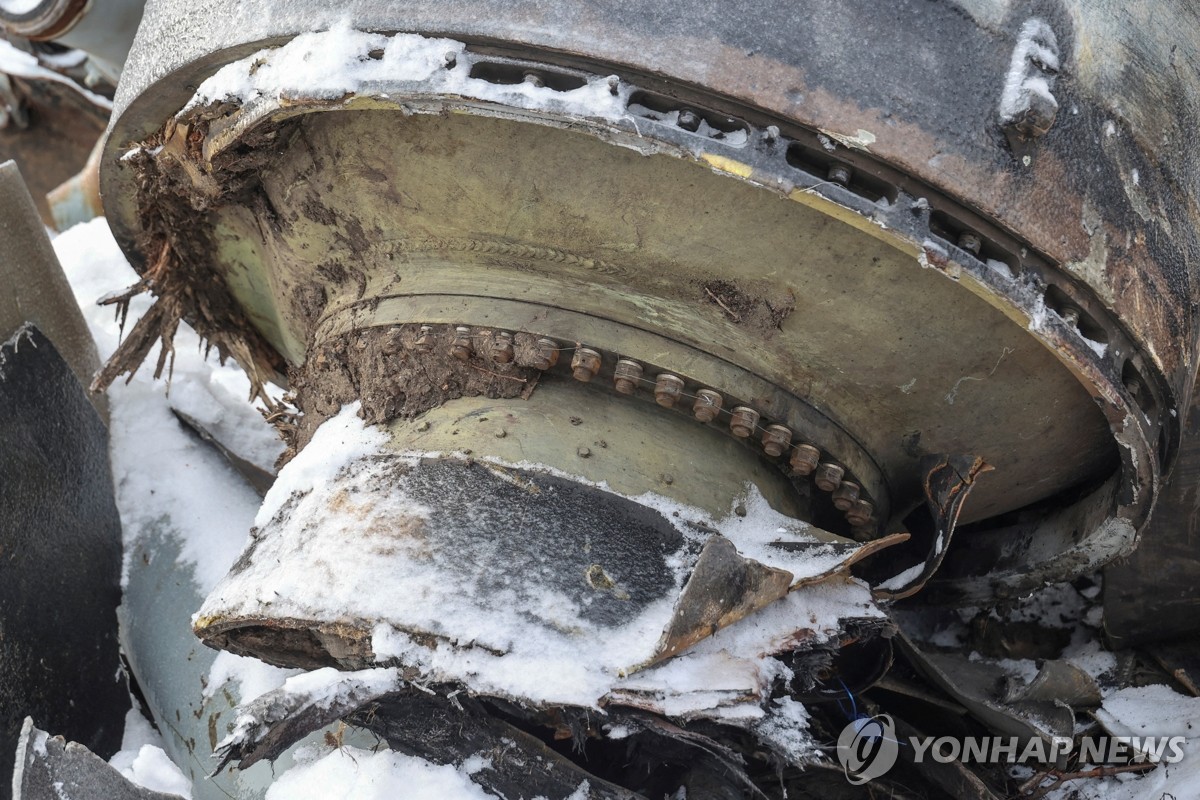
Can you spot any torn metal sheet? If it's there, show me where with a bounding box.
[873,454,991,600]
[194,407,900,717]
[891,716,1002,800]
[0,159,102,410]
[213,675,643,799]
[649,530,906,666]
[606,577,891,725]
[1144,640,1200,697]
[897,633,1075,749]
[12,718,183,800]
[0,325,127,795]
[352,693,645,800]
[213,668,403,773]
[1002,660,1101,708]
[171,407,276,496]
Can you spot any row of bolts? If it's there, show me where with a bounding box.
[416,325,877,531]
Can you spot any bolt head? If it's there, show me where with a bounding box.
[533,338,560,370]
[677,109,701,132]
[790,444,820,475]
[491,333,514,364]
[692,389,723,422]
[814,462,845,492]
[571,348,602,382]
[762,424,793,457]
[614,358,643,395]
[729,406,760,438]
[828,164,852,186]
[846,499,875,526]
[832,481,861,511]
[654,374,685,407]
[957,232,982,256]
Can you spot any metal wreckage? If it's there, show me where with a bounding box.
[2,0,1199,797]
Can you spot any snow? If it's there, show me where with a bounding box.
[45,215,1200,797]
[998,19,1059,125]
[108,708,193,798]
[0,39,113,110]
[204,650,300,703]
[878,562,924,591]
[52,219,485,798]
[753,697,819,764]
[1043,686,1200,800]
[52,219,277,593]
[201,404,886,713]
[218,668,402,755]
[185,25,629,125]
[263,745,497,800]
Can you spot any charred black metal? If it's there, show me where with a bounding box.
[0,326,128,798]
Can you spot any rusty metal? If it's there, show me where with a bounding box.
[653,373,683,407]
[449,326,472,361]
[832,481,860,511]
[94,0,1200,710]
[489,330,513,364]
[814,463,844,493]
[846,498,874,527]
[789,444,820,476]
[691,389,722,423]
[613,357,642,395]
[532,336,558,370]
[761,424,792,457]
[0,0,91,41]
[413,324,433,352]
[570,346,601,382]
[728,406,758,438]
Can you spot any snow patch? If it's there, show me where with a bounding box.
[265,745,497,800]
[186,25,629,125]
[53,219,280,593]
[109,709,193,798]
[998,19,1059,125]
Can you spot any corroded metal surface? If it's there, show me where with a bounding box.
[98,0,1198,639]
[103,0,1200,404]
[0,326,127,798]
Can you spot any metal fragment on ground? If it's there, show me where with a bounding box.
[12,718,184,800]
[0,325,128,793]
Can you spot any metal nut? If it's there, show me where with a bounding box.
[491,332,514,364]
[532,338,559,370]
[832,481,861,511]
[677,109,701,132]
[957,231,982,256]
[614,358,643,395]
[761,424,793,457]
[846,499,875,526]
[729,406,760,438]
[828,164,852,186]
[653,374,685,407]
[450,327,473,361]
[692,389,723,423]
[413,325,434,353]
[1060,305,1081,328]
[814,462,845,492]
[789,444,820,476]
[571,347,602,382]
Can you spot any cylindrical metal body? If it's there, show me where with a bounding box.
[99,0,1199,691]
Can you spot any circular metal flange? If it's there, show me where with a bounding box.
[0,0,89,40]
[100,30,1165,598]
